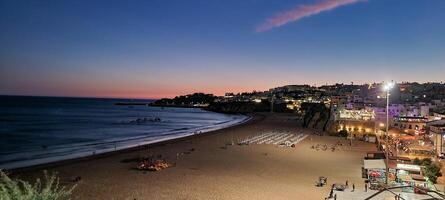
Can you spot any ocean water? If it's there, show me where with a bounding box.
[0,96,248,169]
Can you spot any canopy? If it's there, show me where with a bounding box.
[396,163,421,172]
[364,159,386,170]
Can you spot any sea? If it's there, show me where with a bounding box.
[0,96,248,169]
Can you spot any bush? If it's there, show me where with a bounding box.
[421,158,432,166]
[424,164,442,184]
[0,170,76,200]
[413,157,421,165]
[413,158,442,184]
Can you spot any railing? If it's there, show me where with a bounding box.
[364,185,445,200]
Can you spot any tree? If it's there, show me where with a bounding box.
[423,164,442,184]
[413,158,442,184]
[413,157,421,165]
[421,158,432,166]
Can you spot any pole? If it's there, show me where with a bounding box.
[385,89,390,185]
[395,139,398,162]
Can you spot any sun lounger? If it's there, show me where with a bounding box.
[273,134,294,145]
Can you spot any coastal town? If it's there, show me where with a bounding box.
[150,82,445,199]
[3,82,445,200]
[2,0,445,199]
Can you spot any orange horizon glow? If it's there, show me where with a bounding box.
[0,85,275,100]
[2,77,445,100]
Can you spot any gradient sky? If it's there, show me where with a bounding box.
[1,0,444,99]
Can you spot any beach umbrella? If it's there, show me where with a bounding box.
[369,171,381,177]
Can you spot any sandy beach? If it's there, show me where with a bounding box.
[14,113,377,200]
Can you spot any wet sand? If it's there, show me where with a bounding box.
[14,113,377,200]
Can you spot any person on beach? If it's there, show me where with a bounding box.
[352,184,355,192]
[346,180,348,186]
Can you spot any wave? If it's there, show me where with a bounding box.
[0,114,250,169]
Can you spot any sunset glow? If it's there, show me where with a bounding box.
[1,0,444,99]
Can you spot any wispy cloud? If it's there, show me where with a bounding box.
[256,0,365,32]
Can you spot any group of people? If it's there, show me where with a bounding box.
[311,139,352,152]
[311,143,341,152]
[327,184,338,200]
[326,180,369,200]
[311,144,329,151]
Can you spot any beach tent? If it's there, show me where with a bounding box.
[363,159,387,182]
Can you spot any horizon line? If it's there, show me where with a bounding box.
[1,81,444,99]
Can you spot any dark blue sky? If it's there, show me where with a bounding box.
[1,0,444,98]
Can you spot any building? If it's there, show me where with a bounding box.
[331,108,376,138]
[330,95,348,107]
[430,122,445,156]
[391,116,427,135]
[430,110,445,121]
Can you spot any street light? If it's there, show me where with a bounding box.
[383,81,394,185]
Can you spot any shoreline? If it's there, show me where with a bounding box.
[13,113,379,200]
[8,113,257,173]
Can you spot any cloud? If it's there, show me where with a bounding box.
[256,0,365,32]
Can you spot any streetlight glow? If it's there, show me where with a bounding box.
[382,81,394,186]
[383,81,394,91]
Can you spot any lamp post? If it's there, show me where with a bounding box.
[383,81,394,185]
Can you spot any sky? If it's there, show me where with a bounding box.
[0,0,444,99]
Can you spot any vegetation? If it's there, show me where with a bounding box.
[152,93,216,106]
[424,164,442,184]
[205,101,256,114]
[0,170,76,200]
[413,157,431,166]
[413,158,442,184]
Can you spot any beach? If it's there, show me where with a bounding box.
[14,113,377,200]
[0,96,249,170]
